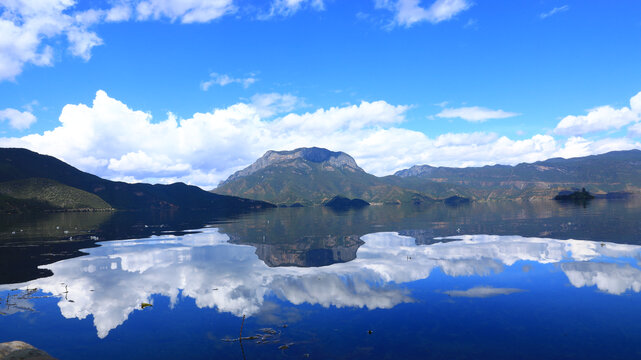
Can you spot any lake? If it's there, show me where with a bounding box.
[2,199,641,359]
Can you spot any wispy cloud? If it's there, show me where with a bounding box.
[540,5,569,19]
[261,0,325,18]
[376,0,472,27]
[201,73,257,91]
[436,106,520,122]
[444,286,525,298]
[250,93,305,117]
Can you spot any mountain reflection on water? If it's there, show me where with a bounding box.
[2,228,641,339]
[4,198,641,284]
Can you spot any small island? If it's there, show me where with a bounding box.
[443,195,471,206]
[554,188,595,201]
[323,196,370,210]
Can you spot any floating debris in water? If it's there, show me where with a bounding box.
[259,328,278,335]
[368,330,373,334]
[222,325,285,344]
[278,343,293,350]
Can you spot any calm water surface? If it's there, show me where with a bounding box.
[2,199,641,359]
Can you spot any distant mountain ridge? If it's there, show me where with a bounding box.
[395,150,641,182]
[393,149,641,200]
[216,147,641,204]
[0,148,274,212]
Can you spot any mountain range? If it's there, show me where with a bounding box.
[214,147,641,204]
[0,148,274,213]
[2,146,641,213]
[391,149,641,200]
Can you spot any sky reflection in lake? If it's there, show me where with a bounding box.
[3,228,641,341]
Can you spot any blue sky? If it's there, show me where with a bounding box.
[1,0,641,187]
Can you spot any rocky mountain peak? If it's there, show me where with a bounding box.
[219,147,363,185]
[394,164,436,178]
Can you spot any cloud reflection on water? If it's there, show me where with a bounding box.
[2,230,641,338]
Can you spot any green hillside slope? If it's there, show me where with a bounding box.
[0,178,112,212]
[0,148,274,211]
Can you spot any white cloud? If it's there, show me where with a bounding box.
[135,0,236,23]
[0,0,237,81]
[0,0,112,81]
[376,0,472,27]
[250,92,303,117]
[201,72,257,90]
[554,91,641,136]
[540,5,569,19]
[264,0,325,17]
[0,108,36,130]
[106,5,133,22]
[629,122,641,137]
[552,136,640,159]
[1,90,639,188]
[436,106,520,122]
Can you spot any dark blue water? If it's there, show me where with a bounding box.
[2,200,641,359]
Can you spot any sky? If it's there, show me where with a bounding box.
[1,0,641,188]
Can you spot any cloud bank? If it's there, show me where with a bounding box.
[1,90,640,188]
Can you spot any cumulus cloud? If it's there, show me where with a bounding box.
[376,0,472,27]
[1,90,639,188]
[554,91,641,136]
[0,108,36,130]
[436,106,520,122]
[0,0,106,80]
[201,72,257,90]
[540,5,569,19]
